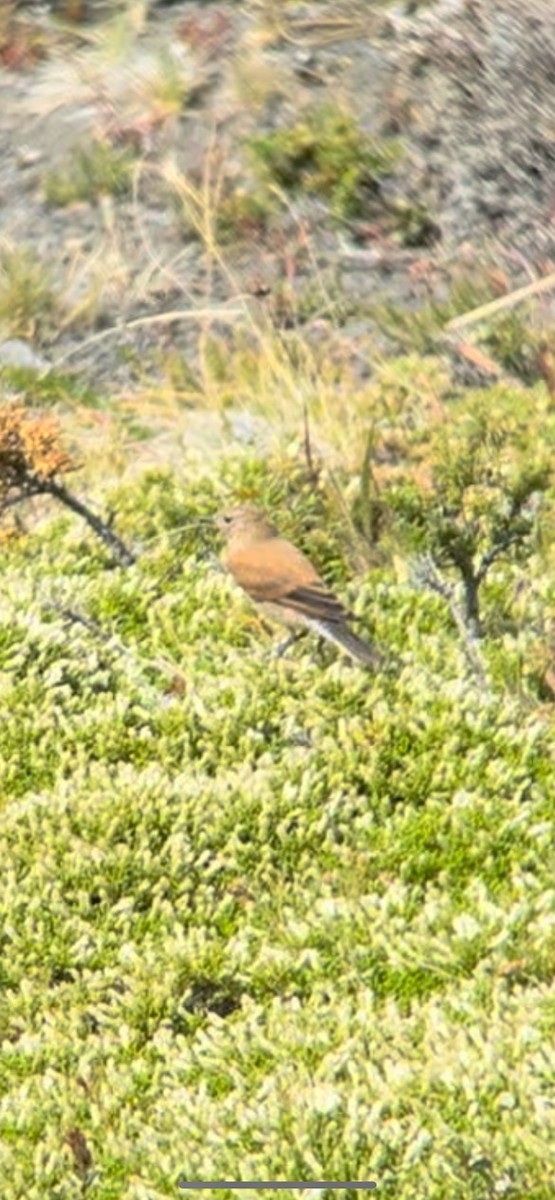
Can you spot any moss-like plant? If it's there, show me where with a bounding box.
[2,459,555,1196]
[249,104,401,220]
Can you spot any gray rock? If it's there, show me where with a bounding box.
[0,340,49,371]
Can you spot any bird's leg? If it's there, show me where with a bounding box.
[273,630,306,658]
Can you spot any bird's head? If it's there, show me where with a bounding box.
[215,506,278,544]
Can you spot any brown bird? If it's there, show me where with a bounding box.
[216,505,382,668]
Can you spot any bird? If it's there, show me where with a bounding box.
[216,505,383,668]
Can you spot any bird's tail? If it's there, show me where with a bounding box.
[310,619,384,668]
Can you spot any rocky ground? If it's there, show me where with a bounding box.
[0,0,554,397]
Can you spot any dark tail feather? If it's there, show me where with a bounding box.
[310,619,384,668]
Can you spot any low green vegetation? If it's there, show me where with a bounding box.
[147,48,190,117]
[245,103,435,245]
[0,364,103,409]
[215,187,276,244]
[383,384,553,633]
[1,359,555,1195]
[249,104,401,221]
[0,244,60,341]
[481,307,551,382]
[43,139,137,207]
[370,274,498,355]
[371,273,555,385]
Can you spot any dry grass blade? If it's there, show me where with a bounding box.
[48,306,245,371]
[446,271,555,332]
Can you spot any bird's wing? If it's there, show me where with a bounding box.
[281,581,347,622]
[225,538,348,622]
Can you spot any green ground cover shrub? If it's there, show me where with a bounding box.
[249,105,401,221]
[1,452,555,1198]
